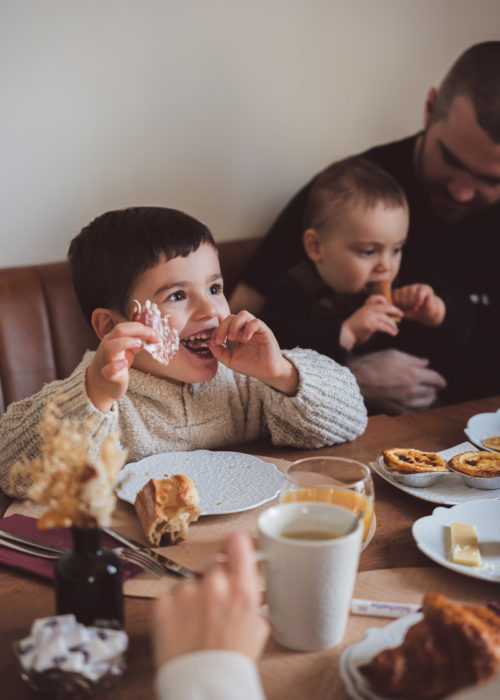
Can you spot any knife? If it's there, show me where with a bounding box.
[0,529,67,554]
[101,527,199,579]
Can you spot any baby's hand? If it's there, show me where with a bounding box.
[209,311,299,395]
[340,295,403,350]
[86,322,159,412]
[393,284,445,327]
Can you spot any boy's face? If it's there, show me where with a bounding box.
[124,243,230,383]
[307,202,408,295]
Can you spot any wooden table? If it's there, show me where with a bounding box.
[1,395,499,699]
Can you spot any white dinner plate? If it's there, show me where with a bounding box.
[411,500,500,582]
[371,442,500,505]
[114,450,284,515]
[340,613,422,700]
[464,409,500,452]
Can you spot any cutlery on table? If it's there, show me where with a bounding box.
[101,526,199,579]
[0,529,171,578]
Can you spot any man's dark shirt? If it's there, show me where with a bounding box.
[242,135,500,402]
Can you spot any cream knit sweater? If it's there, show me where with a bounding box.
[1,348,367,497]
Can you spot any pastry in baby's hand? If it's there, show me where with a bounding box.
[359,593,500,698]
[449,450,500,478]
[383,448,449,474]
[134,475,202,546]
[130,299,179,365]
[367,280,400,322]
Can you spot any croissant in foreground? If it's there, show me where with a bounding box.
[360,593,500,699]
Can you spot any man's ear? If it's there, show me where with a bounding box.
[91,308,116,340]
[303,228,323,262]
[424,87,437,128]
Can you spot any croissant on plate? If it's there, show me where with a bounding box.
[359,593,500,699]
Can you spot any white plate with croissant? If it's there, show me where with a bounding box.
[114,450,284,515]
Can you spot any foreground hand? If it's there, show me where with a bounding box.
[340,295,403,350]
[349,349,447,415]
[86,321,159,412]
[209,311,299,394]
[152,532,270,666]
[393,285,445,327]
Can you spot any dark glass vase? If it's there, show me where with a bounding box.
[55,526,124,630]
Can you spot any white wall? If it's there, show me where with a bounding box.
[1,0,500,266]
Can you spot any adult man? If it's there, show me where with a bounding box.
[230,42,500,414]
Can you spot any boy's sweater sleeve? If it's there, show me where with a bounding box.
[252,348,367,448]
[0,353,119,498]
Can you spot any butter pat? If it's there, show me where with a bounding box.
[449,522,481,567]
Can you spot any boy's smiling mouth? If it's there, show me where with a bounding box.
[180,332,213,357]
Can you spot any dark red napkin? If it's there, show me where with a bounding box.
[0,514,141,581]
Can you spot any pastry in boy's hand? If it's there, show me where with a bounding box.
[368,280,400,322]
[383,448,449,473]
[134,475,202,546]
[448,451,500,478]
[130,299,179,366]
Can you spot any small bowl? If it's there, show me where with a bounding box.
[447,466,500,491]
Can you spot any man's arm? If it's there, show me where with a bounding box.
[348,349,447,415]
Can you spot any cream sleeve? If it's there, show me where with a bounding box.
[251,347,367,448]
[0,353,118,498]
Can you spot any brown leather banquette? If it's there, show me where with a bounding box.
[0,237,260,415]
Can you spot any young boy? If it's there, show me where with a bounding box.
[262,157,472,366]
[1,207,367,498]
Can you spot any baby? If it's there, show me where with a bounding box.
[1,207,367,497]
[263,157,464,364]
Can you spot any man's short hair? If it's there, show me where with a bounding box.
[303,156,407,232]
[68,206,216,324]
[432,41,500,142]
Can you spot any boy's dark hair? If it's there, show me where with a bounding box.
[303,156,407,233]
[432,41,500,143]
[68,206,217,324]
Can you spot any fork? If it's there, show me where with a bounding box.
[0,533,166,577]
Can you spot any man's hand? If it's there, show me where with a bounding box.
[348,349,447,415]
[152,532,270,666]
[86,321,159,412]
[340,295,404,350]
[393,284,445,327]
[209,311,299,395]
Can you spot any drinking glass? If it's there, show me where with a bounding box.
[280,456,375,548]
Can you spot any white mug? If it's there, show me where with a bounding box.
[258,501,362,651]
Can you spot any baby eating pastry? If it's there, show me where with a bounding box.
[134,475,202,546]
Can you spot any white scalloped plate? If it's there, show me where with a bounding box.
[340,613,422,699]
[411,500,500,582]
[465,409,500,452]
[372,442,500,505]
[114,450,284,515]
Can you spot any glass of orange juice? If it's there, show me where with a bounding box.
[280,457,375,548]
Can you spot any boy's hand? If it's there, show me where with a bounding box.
[209,311,299,395]
[393,284,445,327]
[340,295,403,350]
[86,322,159,412]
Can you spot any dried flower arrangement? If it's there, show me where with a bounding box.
[10,397,127,528]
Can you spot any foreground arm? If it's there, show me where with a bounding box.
[153,532,268,700]
[349,349,447,415]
